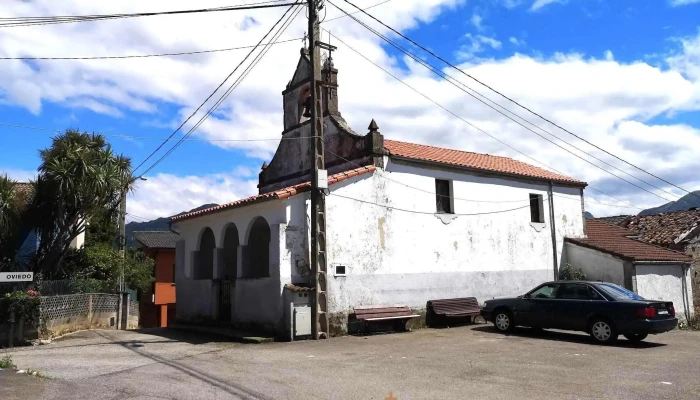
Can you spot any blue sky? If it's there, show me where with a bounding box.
[1,0,699,219]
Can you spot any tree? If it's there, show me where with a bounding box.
[31,130,133,276]
[559,263,587,281]
[0,175,30,271]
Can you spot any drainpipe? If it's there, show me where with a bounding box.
[548,182,558,280]
[681,264,691,322]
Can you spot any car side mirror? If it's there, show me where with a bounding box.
[521,294,530,299]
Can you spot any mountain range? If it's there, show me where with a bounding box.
[126,191,700,245]
[639,190,700,216]
[126,203,217,247]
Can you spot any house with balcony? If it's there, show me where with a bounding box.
[134,231,178,328]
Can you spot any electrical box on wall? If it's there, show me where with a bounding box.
[294,306,311,337]
[293,291,310,306]
[317,169,328,189]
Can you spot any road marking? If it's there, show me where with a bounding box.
[660,382,672,385]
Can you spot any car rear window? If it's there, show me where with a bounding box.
[596,283,645,301]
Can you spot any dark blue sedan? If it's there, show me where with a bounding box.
[480,281,678,344]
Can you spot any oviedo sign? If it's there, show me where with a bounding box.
[0,272,34,282]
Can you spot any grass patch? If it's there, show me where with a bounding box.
[24,368,51,379]
[0,354,15,369]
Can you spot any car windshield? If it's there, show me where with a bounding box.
[596,283,645,301]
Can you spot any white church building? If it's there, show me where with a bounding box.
[171,48,588,338]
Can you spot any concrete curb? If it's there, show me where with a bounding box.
[168,324,275,344]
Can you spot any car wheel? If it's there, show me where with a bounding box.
[623,333,648,342]
[493,309,514,333]
[589,319,618,344]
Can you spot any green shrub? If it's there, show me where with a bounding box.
[0,354,15,369]
[559,263,587,281]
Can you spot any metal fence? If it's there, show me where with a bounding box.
[40,293,120,322]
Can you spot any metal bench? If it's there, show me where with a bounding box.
[427,297,482,327]
[352,305,420,334]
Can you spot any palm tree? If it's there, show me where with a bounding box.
[31,130,134,276]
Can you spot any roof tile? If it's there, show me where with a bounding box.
[384,140,586,186]
[172,165,376,222]
[133,231,180,249]
[566,220,691,263]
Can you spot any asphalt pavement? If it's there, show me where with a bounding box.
[1,325,698,399]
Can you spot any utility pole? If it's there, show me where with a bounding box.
[308,0,330,340]
[118,188,127,292]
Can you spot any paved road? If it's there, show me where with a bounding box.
[1,325,699,399]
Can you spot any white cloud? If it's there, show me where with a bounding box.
[457,34,502,58]
[509,37,526,46]
[0,168,36,182]
[471,13,483,30]
[127,170,258,221]
[669,0,700,6]
[2,0,700,220]
[530,0,567,11]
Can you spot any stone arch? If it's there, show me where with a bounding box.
[197,227,215,280]
[244,217,271,278]
[221,223,239,280]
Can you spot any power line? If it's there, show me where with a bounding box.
[0,0,391,60]
[323,0,392,23]
[327,2,687,208]
[137,4,303,177]
[132,4,299,175]
[0,121,321,142]
[0,1,301,28]
[325,30,642,211]
[326,148,642,210]
[330,192,533,216]
[335,0,700,204]
[0,38,302,60]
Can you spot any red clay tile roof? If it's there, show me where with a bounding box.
[384,140,586,186]
[608,210,700,247]
[565,220,691,263]
[171,166,376,222]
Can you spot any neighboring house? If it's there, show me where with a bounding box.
[134,231,178,328]
[170,48,587,338]
[599,210,700,313]
[13,183,86,268]
[564,219,694,321]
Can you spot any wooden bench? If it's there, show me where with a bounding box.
[427,297,482,327]
[352,305,420,334]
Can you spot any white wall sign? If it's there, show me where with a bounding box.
[0,272,34,282]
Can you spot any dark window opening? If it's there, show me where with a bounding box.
[335,265,346,276]
[529,194,544,223]
[435,179,453,214]
[559,284,590,300]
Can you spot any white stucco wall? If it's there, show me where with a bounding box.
[172,200,291,331]
[635,264,694,321]
[563,242,626,286]
[324,161,585,314]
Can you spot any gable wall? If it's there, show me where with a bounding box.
[324,160,585,330]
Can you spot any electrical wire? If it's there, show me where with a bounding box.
[0,1,301,28]
[325,30,641,211]
[327,1,688,209]
[323,0,392,23]
[335,0,700,204]
[137,4,303,177]
[330,192,533,216]
[325,148,642,210]
[132,4,298,174]
[0,121,322,142]
[0,38,302,60]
